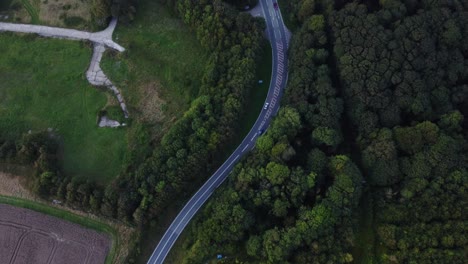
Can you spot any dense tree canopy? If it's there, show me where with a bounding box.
[176,0,468,263]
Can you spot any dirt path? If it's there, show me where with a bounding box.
[0,18,129,125]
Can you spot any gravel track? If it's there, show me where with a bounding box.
[0,18,129,123]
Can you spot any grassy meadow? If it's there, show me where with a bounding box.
[0,34,126,183]
[101,0,209,138]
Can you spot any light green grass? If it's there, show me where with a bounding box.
[0,195,119,264]
[0,34,126,183]
[101,0,208,131]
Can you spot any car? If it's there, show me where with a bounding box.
[273,2,278,9]
[258,129,265,135]
[263,102,270,110]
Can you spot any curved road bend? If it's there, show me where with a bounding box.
[147,1,290,263]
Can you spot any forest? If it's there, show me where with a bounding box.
[0,0,466,263]
[175,0,468,263]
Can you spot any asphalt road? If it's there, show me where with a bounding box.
[147,1,290,263]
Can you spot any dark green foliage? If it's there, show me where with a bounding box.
[223,0,258,9]
[329,1,468,263]
[111,0,266,223]
[330,2,468,136]
[176,1,467,263]
[177,3,362,262]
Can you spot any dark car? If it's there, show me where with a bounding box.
[273,2,278,9]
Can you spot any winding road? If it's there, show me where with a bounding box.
[146,1,290,263]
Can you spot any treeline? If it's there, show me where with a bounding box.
[176,0,468,263]
[177,2,365,262]
[0,131,65,196]
[0,131,112,214]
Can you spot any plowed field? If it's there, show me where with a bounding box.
[0,204,110,264]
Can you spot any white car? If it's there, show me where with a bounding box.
[263,102,269,110]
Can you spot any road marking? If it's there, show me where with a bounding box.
[251,132,258,141]
[242,144,249,152]
[154,153,240,260]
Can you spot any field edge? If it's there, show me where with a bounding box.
[0,195,121,264]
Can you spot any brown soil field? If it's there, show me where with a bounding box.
[0,203,110,264]
[0,172,135,264]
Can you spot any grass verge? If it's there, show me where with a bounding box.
[0,195,119,264]
[0,34,127,183]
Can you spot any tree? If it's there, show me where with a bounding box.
[312,126,343,148]
[308,15,325,32]
[362,129,400,186]
[266,162,290,185]
[35,172,57,197]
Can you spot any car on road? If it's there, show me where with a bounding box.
[273,2,278,9]
[263,102,270,110]
[259,129,265,135]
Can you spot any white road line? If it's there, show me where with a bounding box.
[158,154,239,254]
[251,132,258,141]
[151,146,243,261]
[242,144,249,152]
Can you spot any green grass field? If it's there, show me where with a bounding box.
[0,34,127,183]
[0,195,120,264]
[102,0,208,135]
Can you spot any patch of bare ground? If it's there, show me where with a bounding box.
[139,81,166,124]
[0,172,135,264]
[0,172,35,200]
[12,0,92,29]
[40,0,91,27]
[0,203,108,264]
